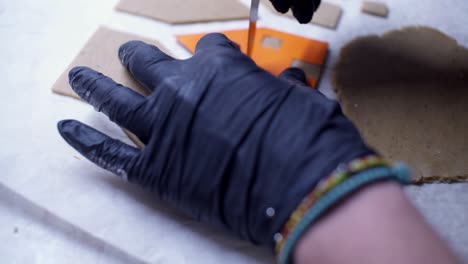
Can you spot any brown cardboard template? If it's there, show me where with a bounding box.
[116,0,250,24]
[52,27,174,147]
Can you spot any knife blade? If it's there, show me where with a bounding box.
[247,0,260,57]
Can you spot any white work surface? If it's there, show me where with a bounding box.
[1,0,467,263]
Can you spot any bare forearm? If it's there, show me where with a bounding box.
[294,181,458,264]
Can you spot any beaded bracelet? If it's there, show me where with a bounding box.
[274,155,410,264]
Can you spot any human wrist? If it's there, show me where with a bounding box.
[293,180,459,264]
[275,156,409,263]
[293,181,404,263]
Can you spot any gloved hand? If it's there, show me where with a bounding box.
[58,33,404,263]
[269,0,321,24]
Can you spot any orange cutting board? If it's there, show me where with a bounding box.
[177,27,328,87]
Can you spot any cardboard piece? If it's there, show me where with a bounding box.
[362,1,389,17]
[115,0,250,24]
[52,27,175,148]
[310,2,343,29]
[52,27,174,98]
[177,28,328,87]
[262,1,342,29]
[333,27,468,183]
[291,59,322,80]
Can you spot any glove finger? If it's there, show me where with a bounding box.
[119,40,175,93]
[69,66,150,143]
[291,0,319,24]
[57,119,139,181]
[279,67,308,86]
[269,0,291,13]
[195,33,240,53]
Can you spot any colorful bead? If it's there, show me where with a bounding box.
[274,155,389,256]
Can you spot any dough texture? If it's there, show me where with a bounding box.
[333,27,468,183]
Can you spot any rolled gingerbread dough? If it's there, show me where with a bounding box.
[52,27,174,148]
[333,27,468,183]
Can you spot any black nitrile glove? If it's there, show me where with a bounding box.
[270,0,321,24]
[58,33,376,258]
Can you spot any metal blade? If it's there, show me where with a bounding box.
[247,0,260,57]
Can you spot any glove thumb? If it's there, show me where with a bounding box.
[279,67,308,86]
